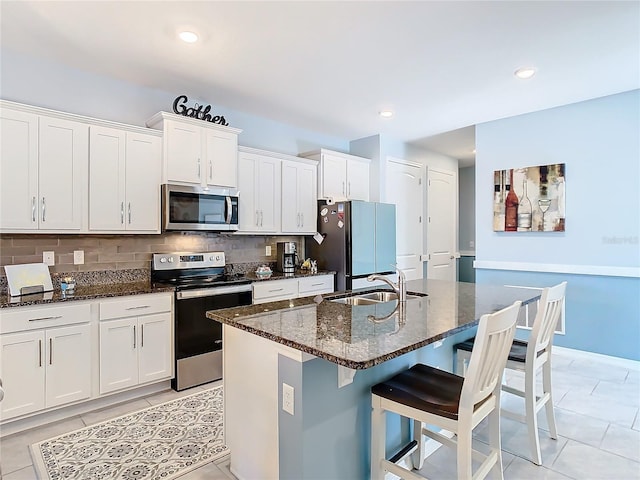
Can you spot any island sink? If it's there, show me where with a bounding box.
[330,290,427,305]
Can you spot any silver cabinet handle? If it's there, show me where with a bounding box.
[269,288,284,292]
[32,196,36,222]
[256,210,259,227]
[342,181,345,195]
[301,213,304,227]
[348,182,351,196]
[38,339,42,367]
[125,305,150,311]
[121,202,124,224]
[49,337,53,365]
[133,325,136,349]
[29,315,62,322]
[141,324,144,347]
[197,158,201,179]
[41,197,46,222]
[297,213,300,227]
[209,160,213,180]
[260,211,263,227]
[128,203,131,224]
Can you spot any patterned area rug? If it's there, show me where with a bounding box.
[30,386,228,480]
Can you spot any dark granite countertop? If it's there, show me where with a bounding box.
[243,270,335,282]
[0,282,175,308]
[206,279,541,370]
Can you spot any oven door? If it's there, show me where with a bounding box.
[173,283,251,390]
[163,184,239,231]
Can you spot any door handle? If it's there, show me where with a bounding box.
[342,181,345,195]
[197,158,201,179]
[133,325,136,349]
[41,197,46,222]
[32,196,36,222]
[121,202,124,224]
[225,196,232,224]
[39,339,42,367]
[209,160,213,180]
[300,213,304,227]
[141,324,144,347]
[128,203,131,224]
[297,213,300,227]
[260,211,263,227]
[348,182,351,196]
[49,337,53,365]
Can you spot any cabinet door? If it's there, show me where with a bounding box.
[166,120,202,184]
[99,318,138,394]
[257,156,280,232]
[297,163,317,233]
[237,152,258,231]
[0,330,45,420]
[346,159,370,201]
[125,132,161,231]
[203,128,238,187]
[321,154,347,199]
[281,161,299,232]
[89,126,126,230]
[138,313,172,384]
[38,116,87,230]
[45,323,91,409]
[0,109,39,230]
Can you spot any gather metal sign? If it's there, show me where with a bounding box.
[172,95,229,126]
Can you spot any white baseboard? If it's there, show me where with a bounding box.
[554,346,640,371]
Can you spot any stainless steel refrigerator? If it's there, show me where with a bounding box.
[306,200,396,291]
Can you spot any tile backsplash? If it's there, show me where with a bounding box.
[0,232,304,275]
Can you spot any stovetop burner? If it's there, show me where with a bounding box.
[150,251,251,290]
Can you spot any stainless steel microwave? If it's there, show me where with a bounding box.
[162,184,239,231]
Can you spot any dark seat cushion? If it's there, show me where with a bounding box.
[371,363,465,420]
[454,337,529,363]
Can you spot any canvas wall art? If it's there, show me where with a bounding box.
[493,164,565,232]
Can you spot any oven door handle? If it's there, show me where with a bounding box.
[176,284,252,299]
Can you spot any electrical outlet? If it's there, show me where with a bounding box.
[265,245,272,256]
[43,251,55,266]
[73,250,84,265]
[433,340,443,349]
[469,240,475,248]
[282,383,294,415]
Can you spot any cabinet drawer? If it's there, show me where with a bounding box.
[99,293,172,320]
[253,279,298,303]
[298,275,334,296]
[0,303,91,334]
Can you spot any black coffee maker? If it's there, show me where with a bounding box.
[276,242,297,274]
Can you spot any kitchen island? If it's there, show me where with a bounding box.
[207,279,541,480]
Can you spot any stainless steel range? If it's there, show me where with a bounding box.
[152,251,252,391]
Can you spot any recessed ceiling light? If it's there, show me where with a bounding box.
[514,67,536,79]
[178,31,199,43]
[379,110,394,118]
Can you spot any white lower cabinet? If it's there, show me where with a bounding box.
[99,294,173,394]
[0,304,91,421]
[253,274,335,304]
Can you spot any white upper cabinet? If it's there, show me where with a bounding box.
[89,126,161,232]
[146,112,242,188]
[237,147,281,234]
[301,149,371,201]
[0,104,87,232]
[281,158,318,234]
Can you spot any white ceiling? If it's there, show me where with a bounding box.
[1,1,638,165]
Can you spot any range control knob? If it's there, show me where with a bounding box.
[215,255,221,262]
[160,257,167,263]
[168,257,174,263]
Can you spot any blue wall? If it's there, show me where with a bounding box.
[475,90,640,360]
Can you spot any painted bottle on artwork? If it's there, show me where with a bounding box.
[493,171,505,231]
[517,179,532,231]
[504,169,519,231]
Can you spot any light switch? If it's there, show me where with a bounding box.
[265,245,272,256]
[74,250,85,265]
[43,251,55,266]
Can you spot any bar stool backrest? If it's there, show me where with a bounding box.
[460,301,521,411]
[529,282,567,362]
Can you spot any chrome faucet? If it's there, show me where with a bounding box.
[367,266,407,302]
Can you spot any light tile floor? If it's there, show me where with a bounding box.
[1,349,638,479]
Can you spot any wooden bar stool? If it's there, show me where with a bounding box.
[371,301,521,480]
[454,282,567,465]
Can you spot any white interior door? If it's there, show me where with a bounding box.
[385,158,424,280]
[427,168,457,281]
